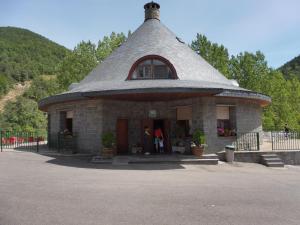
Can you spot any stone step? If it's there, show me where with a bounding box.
[260,154,284,167]
[265,162,285,167]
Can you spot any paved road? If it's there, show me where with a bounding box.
[0,151,300,225]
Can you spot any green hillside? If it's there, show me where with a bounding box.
[0,30,126,133]
[0,26,70,96]
[279,55,300,79]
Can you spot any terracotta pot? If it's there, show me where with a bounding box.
[102,147,116,158]
[192,146,204,158]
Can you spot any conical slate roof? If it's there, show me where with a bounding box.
[79,19,232,86]
[39,4,271,109]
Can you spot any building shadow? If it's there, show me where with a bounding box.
[45,156,186,170]
[5,145,186,170]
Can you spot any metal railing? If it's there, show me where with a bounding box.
[0,130,46,152]
[271,131,300,150]
[235,132,260,151]
[57,132,77,153]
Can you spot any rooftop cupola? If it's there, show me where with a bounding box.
[144,2,160,21]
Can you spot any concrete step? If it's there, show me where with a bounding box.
[261,154,278,158]
[128,157,218,165]
[260,154,284,167]
[91,155,219,165]
[200,154,219,160]
[179,158,218,165]
[263,158,282,163]
[265,162,285,167]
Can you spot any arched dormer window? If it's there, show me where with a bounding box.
[127,55,177,80]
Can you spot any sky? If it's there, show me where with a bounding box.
[1,0,300,68]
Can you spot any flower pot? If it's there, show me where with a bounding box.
[192,146,204,158]
[101,147,116,158]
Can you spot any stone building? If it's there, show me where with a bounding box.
[39,2,271,154]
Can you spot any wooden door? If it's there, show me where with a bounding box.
[141,119,154,153]
[163,119,171,153]
[116,119,128,154]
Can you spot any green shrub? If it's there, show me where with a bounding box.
[192,129,206,145]
[101,132,115,148]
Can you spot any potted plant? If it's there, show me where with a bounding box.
[101,131,116,158]
[191,129,206,157]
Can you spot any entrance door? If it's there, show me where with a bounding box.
[116,119,128,154]
[141,119,154,153]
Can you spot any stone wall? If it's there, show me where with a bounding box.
[47,100,103,153]
[217,150,300,165]
[202,97,262,152]
[102,98,202,151]
[47,97,263,154]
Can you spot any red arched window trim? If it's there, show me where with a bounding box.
[126,55,178,80]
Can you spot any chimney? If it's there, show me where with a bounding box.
[144,2,160,21]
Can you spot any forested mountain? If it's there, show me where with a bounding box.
[0,30,126,132]
[0,27,69,96]
[279,55,300,79]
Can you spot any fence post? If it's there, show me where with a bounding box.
[37,138,39,152]
[36,132,39,152]
[271,131,274,151]
[256,132,260,150]
[0,130,2,152]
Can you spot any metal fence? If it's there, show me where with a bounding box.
[271,131,300,150]
[57,132,77,153]
[0,130,46,152]
[235,132,260,151]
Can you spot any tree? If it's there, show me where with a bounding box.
[56,41,98,90]
[0,75,11,96]
[0,96,47,132]
[24,76,61,102]
[228,51,269,92]
[191,34,230,77]
[191,33,300,132]
[96,32,126,62]
[56,33,127,90]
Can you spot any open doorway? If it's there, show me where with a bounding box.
[141,119,171,154]
[154,119,171,154]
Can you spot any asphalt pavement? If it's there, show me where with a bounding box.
[0,151,300,225]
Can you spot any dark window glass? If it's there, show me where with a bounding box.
[131,58,173,79]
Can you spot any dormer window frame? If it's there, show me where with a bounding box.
[126,55,178,80]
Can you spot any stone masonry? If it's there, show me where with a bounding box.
[47,97,262,154]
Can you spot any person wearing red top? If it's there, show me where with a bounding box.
[154,128,164,153]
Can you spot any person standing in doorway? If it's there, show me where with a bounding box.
[143,126,152,155]
[154,127,164,153]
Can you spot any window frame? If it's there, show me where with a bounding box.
[127,55,178,80]
[216,105,237,137]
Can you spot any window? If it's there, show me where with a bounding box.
[128,56,176,80]
[216,105,236,137]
